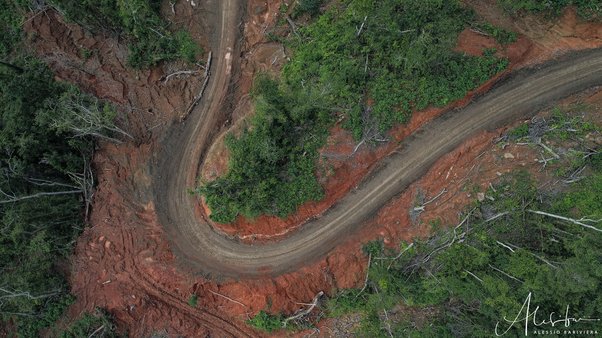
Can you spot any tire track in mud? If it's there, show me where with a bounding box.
[151,0,602,278]
[108,225,256,337]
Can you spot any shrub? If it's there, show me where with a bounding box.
[293,0,323,18]
[188,294,198,307]
[475,22,518,45]
[247,311,284,332]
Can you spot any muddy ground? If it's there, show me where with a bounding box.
[22,1,602,336]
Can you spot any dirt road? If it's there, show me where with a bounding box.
[152,0,602,279]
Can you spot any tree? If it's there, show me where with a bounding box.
[43,87,133,143]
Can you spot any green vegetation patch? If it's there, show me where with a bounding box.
[292,0,324,18]
[0,0,28,57]
[0,56,124,335]
[199,0,509,223]
[58,309,120,338]
[474,22,518,45]
[188,294,198,307]
[198,76,330,223]
[247,310,285,333]
[284,0,509,139]
[49,0,202,68]
[499,0,601,20]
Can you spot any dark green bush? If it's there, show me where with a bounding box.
[247,311,284,333]
[293,0,323,18]
[199,76,330,223]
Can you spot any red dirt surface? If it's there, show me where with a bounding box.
[23,2,602,336]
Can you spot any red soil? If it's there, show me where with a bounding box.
[23,1,602,336]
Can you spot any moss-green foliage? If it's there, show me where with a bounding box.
[247,310,284,333]
[199,76,330,223]
[499,0,601,20]
[328,166,602,336]
[50,0,202,68]
[284,0,509,139]
[199,0,509,223]
[474,22,518,45]
[58,309,120,338]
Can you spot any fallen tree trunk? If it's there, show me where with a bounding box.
[283,291,324,327]
[180,51,212,122]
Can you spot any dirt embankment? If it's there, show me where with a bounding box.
[202,5,602,241]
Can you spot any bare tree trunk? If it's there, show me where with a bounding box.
[283,291,324,327]
[528,209,602,233]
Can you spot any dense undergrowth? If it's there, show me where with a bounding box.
[199,0,510,224]
[0,58,122,337]
[48,0,202,68]
[0,4,119,336]
[499,0,601,20]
